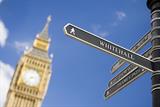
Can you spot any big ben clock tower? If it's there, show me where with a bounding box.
[5,16,53,107]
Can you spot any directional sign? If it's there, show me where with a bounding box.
[64,23,154,72]
[108,48,151,87]
[105,67,147,99]
[111,32,151,73]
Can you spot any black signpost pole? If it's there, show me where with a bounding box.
[147,0,160,107]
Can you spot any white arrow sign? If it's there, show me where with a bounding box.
[64,23,155,72]
[64,23,154,72]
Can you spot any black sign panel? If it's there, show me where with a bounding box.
[105,67,147,99]
[109,64,138,87]
[64,23,154,72]
[108,48,151,87]
[111,32,151,73]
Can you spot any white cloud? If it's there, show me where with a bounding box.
[116,11,126,21]
[0,20,8,47]
[0,60,14,107]
[0,0,3,4]
[14,41,31,53]
[112,11,127,27]
[91,24,109,38]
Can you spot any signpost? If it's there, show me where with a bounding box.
[64,1,160,106]
[111,32,152,73]
[147,0,160,107]
[105,48,151,99]
[108,48,151,87]
[64,23,154,72]
[105,67,147,99]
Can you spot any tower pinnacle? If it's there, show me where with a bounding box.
[38,15,52,41]
[32,15,52,52]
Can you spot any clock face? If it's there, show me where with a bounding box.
[22,69,40,87]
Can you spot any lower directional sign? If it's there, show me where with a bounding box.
[105,67,147,99]
[108,48,151,87]
[104,48,151,99]
[64,23,154,72]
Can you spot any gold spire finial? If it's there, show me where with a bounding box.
[47,15,52,23]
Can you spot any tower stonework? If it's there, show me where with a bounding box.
[4,16,53,107]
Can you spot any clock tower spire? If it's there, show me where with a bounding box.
[33,15,52,52]
[4,16,53,107]
[39,15,51,40]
